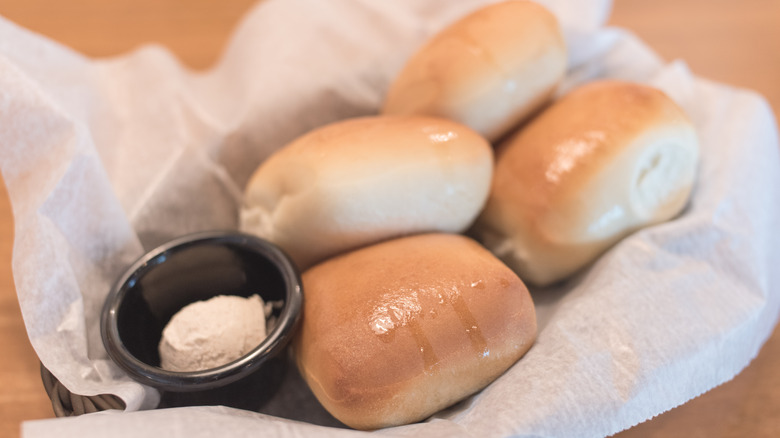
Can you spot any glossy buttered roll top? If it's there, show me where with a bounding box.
[295,233,536,430]
[382,0,566,142]
[240,116,493,270]
[473,80,700,286]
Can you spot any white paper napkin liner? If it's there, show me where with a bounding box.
[1,0,778,436]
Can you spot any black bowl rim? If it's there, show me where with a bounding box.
[100,230,303,392]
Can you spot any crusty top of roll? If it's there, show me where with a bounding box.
[296,233,536,430]
[240,116,493,269]
[474,80,699,286]
[382,0,566,142]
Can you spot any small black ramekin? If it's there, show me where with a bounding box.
[101,231,302,393]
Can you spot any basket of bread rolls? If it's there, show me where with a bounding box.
[14,0,779,433]
[29,0,704,431]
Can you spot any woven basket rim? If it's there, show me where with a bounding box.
[40,363,126,417]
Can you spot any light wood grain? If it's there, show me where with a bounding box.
[0,1,778,437]
[0,0,257,70]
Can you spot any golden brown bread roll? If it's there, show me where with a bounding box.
[472,80,699,286]
[239,116,493,269]
[382,0,566,142]
[295,233,537,430]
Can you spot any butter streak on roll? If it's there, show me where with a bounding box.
[296,233,537,430]
[382,0,567,142]
[473,80,700,286]
[240,116,493,269]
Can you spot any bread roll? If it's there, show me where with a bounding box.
[382,0,566,142]
[472,80,699,286]
[240,116,492,269]
[296,233,536,430]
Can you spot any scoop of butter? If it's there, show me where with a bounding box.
[158,294,267,372]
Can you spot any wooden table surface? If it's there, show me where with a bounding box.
[1,0,778,437]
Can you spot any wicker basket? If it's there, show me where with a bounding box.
[40,363,125,417]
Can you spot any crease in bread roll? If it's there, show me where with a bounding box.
[296,233,537,430]
[240,116,493,269]
[473,80,700,286]
[382,0,567,142]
